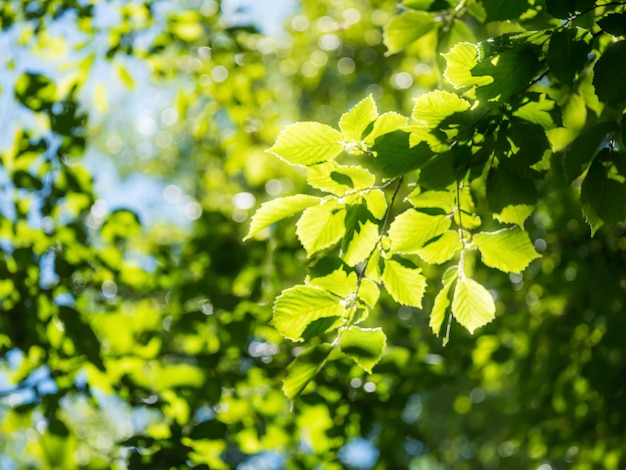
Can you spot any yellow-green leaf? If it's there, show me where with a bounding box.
[296,200,346,256]
[430,267,458,336]
[388,210,450,253]
[245,195,320,240]
[473,228,540,273]
[339,327,386,373]
[269,122,343,166]
[451,277,495,334]
[273,285,345,342]
[381,256,427,308]
[416,231,463,264]
[340,95,378,142]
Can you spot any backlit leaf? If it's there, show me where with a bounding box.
[381,256,427,308]
[283,344,335,400]
[339,327,386,373]
[340,95,378,142]
[443,42,493,89]
[296,200,346,256]
[412,90,470,129]
[452,277,495,334]
[269,122,343,166]
[473,228,540,273]
[272,285,345,341]
[245,195,320,240]
[307,161,375,196]
[365,112,408,144]
[363,189,387,219]
[430,267,458,335]
[388,210,450,253]
[416,231,463,264]
[383,10,435,54]
[342,205,379,266]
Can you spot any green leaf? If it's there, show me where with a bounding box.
[245,194,320,240]
[342,204,379,266]
[367,131,433,178]
[339,327,386,373]
[481,0,529,21]
[296,199,346,256]
[452,277,495,334]
[411,90,470,129]
[563,122,615,182]
[430,267,458,336]
[58,307,105,371]
[546,0,593,19]
[593,40,626,105]
[340,95,378,142]
[406,189,455,214]
[472,43,542,104]
[416,231,463,264]
[363,189,387,219]
[272,285,345,341]
[547,28,591,86]
[388,210,450,253]
[282,344,335,400]
[381,256,427,308]
[580,157,626,235]
[365,112,408,145]
[383,10,435,54]
[443,42,493,89]
[473,228,540,273]
[486,165,537,227]
[358,279,380,309]
[307,161,375,196]
[512,93,558,130]
[268,122,343,166]
[307,262,357,298]
[598,13,626,36]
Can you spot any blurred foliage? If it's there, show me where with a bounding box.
[0,0,625,469]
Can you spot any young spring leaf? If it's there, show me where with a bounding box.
[339,327,387,373]
[307,161,375,196]
[443,42,493,89]
[342,204,379,266]
[365,112,408,145]
[473,228,540,273]
[451,277,495,334]
[388,210,450,253]
[411,90,470,129]
[296,199,346,256]
[430,267,458,336]
[244,194,320,240]
[340,95,378,142]
[381,256,427,308]
[268,122,343,166]
[406,189,456,214]
[383,10,435,54]
[272,285,345,342]
[282,343,335,400]
[416,231,463,264]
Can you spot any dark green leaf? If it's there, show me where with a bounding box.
[58,307,105,371]
[282,344,335,400]
[563,122,615,182]
[486,164,538,227]
[367,131,433,178]
[547,28,592,85]
[597,13,626,36]
[580,157,626,234]
[593,40,626,105]
[481,0,530,21]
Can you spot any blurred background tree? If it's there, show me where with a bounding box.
[0,0,625,469]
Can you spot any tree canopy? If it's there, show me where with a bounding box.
[1,0,626,469]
